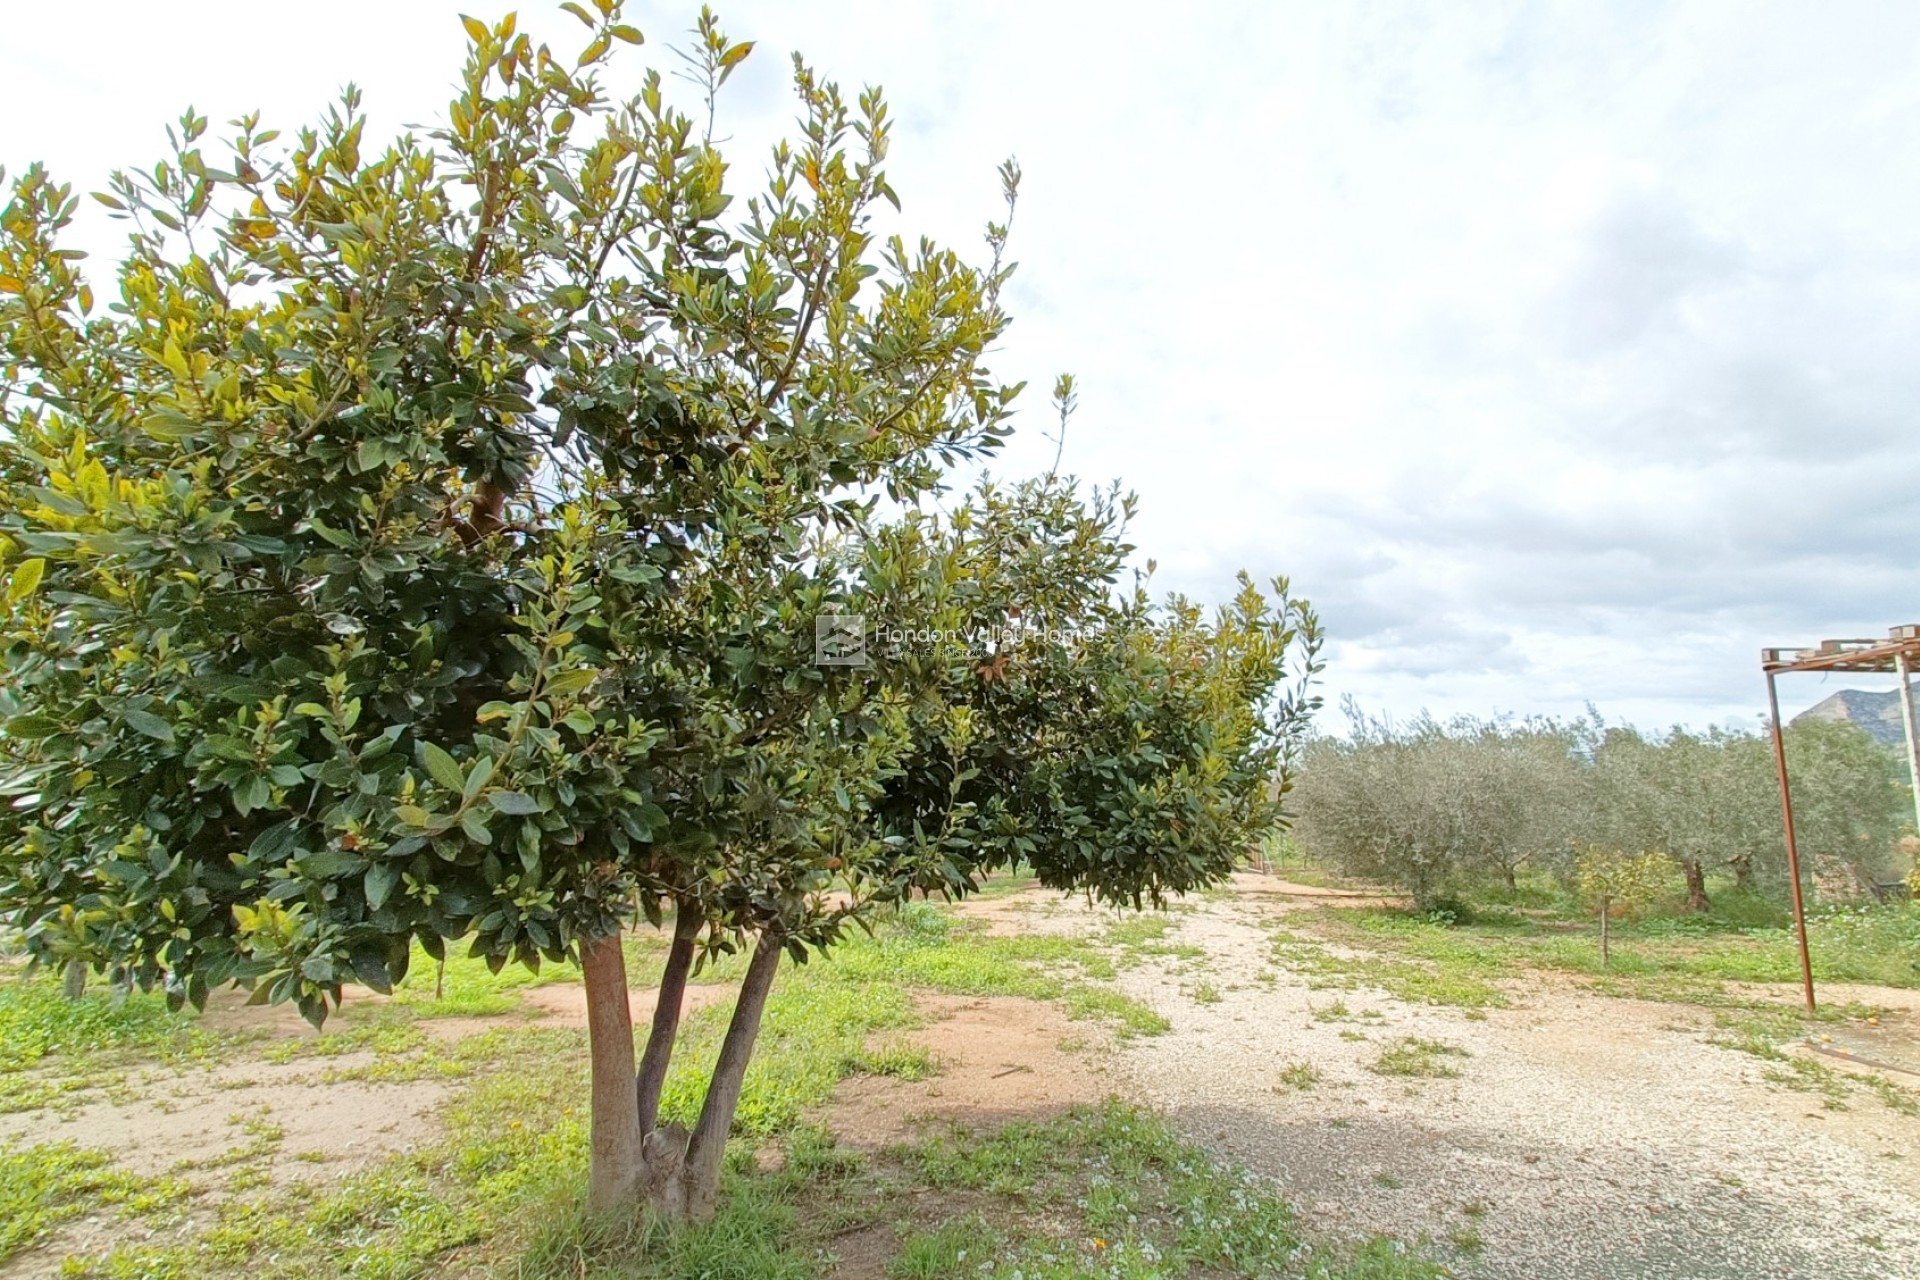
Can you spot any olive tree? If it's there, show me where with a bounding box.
[1592,728,1738,911]
[1289,704,1589,906]
[1778,718,1906,891]
[0,4,1320,1220]
[1592,722,1895,908]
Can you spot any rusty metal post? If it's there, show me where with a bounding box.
[1765,669,1816,1014]
[1896,652,1920,836]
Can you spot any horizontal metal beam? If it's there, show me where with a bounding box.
[1761,633,1920,675]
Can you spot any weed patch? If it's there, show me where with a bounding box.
[1275,1062,1322,1092]
[1370,1038,1468,1079]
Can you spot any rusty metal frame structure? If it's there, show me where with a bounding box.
[1760,625,1920,1013]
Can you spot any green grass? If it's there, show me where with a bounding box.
[805,902,1164,1039]
[387,943,576,1017]
[656,971,924,1139]
[1369,1037,1468,1079]
[1760,1056,1855,1110]
[1863,1074,1920,1118]
[0,1143,184,1262]
[1288,899,1920,1018]
[30,902,1187,1278]
[888,1216,1003,1278]
[1103,912,1206,968]
[968,864,1042,899]
[1061,986,1171,1039]
[512,1171,817,1280]
[1270,923,1507,1013]
[1267,859,1920,994]
[0,972,221,1076]
[896,1100,1443,1279]
[1707,1009,1920,1116]
[1275,1062,1322,1092]
[506,1103,1443,1280]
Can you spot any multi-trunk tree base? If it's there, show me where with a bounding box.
[581,921,783,1220]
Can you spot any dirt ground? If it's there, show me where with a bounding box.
[8,875,1918,1279]
[827,991,1118,1147]
[963,874,1920,1280]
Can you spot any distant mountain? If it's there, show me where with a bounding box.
[1791,688,1914,748]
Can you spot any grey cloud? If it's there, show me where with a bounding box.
[1544,193,1743,356]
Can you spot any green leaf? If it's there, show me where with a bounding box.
[463,755,496,800]
[421,742,465,792]
[544,669,599,696]
[5,714,64,739]
[560,0,595,25]
[300,953,335,984]
[298,851,365,878]
[365,862,401,911]
[459,13,488,43]
[489,791,542,815]
[7,558,45,602]
[140,410,205,442]
[248,821,301,862]
[395,804,434,830]
[460,809,493,845]
[123,708,176,744]
[349,946,392,993]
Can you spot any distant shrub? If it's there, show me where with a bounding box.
[1421,894,1476,927]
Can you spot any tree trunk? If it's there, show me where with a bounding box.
[1599,895,1610,966]
[1502,864,1517,893]
[1728,854,1753,893]
[62,959,86,1001]
[1682,858,1710,913]
[636,907,700,1135]
[582,931,645,1213]
[678,932,783,1221]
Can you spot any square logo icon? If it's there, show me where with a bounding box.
[814,614,867,666]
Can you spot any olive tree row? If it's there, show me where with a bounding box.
[1289,705,1904,910]
[1288,703,1592,908]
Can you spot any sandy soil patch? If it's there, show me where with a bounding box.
[829,992,1117,1147]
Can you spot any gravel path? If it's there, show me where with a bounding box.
[1000,881,1920,1279]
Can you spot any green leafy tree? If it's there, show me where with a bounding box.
[1573,846,1674,965]
[0,4,1320,1219]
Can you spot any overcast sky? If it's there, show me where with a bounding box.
[6,1,1920,731]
